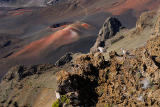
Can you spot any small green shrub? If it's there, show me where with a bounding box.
[52,99,60,107]
[105,103,113,107]
[61,95,70,104]
[52,95,70,107]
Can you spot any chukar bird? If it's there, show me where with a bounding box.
[98,47,105,53]
[55,91,60,99]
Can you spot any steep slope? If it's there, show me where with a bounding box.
[0,64,58,107]
[56,35,160,106]
[55,9,160,106]
[0,7,160,107]
[0,0,91,7]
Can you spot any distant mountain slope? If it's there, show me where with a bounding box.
[0,0,65,7]
[0,0,86,7]
[0,0,45,7]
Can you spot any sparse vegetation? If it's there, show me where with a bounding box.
[52,95,70,107]
[52,99,60,107]
[105,104,113,107]
[61,95,70,104]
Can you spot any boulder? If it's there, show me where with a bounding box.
[90,17,122,53]
[136,11,157,33]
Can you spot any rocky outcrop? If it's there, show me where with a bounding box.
[56,36,160,106]
[55,52,73,67]
[56,53,108,106]
[90,17,122,53]
[136,11,157,33]
[55,10,160,106]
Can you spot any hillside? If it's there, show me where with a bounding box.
[0,7,160,107]
[0,0,160,80]
[52,8,160,106]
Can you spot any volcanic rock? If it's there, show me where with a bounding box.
[90,17,122,53]
[56,53,107,106]
[55,52,73,67]
[57,36,160,106]
[136,11,157,33]
[55,10,160,106]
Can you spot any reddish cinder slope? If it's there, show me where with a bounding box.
[12,22,90,58]
[8,9,32,16]
[107,0,160,15]
[12,27,79,57]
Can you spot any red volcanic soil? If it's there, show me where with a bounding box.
[8,9,32,16]
[81,23,90,29]
[107,0,160,15]
[11,24,86,58]
[12,26,79,58]
[11,22,91,58]
[12,12,26,16]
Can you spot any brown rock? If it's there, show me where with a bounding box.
[136,11,156,33]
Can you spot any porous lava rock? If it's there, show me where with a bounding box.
[57,36,160,106]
